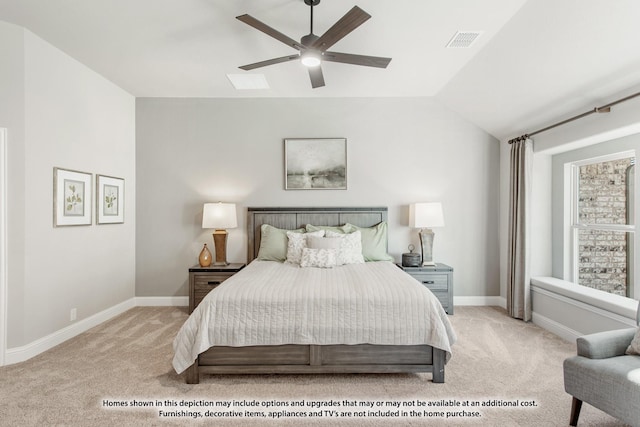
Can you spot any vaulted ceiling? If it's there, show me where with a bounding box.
[1,0,639,141]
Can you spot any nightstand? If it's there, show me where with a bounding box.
[397,263,454,314]
[188,263,245,313]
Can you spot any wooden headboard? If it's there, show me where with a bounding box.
[247,207,388,262]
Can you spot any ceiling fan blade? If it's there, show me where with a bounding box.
[239,54,300,71]
[323,51,391,68]
[311,6,371,51]
[236,14,306,50]
[308,66,325,88]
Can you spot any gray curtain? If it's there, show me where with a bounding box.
[507,138,533,321]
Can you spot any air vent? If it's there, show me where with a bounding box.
[446,31,482,48]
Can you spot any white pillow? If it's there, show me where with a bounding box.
[626,327,640,355]
[325,230,365,265]
[286,230,324,265]
[306,235,342,250]
[300,247,338,268]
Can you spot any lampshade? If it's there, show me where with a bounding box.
[202,203,238,229]
[410,202,445,228]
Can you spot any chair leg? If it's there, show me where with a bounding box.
[569,397,582,426]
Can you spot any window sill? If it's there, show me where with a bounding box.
[531,276,638,322]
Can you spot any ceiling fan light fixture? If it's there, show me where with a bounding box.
[301,50,321,67]
[237,3,390,88]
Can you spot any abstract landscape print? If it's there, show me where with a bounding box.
[285,138,346,190]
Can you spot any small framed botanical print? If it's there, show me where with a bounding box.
[53,167,92,227]
[96,174,124,224]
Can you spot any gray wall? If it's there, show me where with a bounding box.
[136,97,500,300]
[1,22,136,348]
[0,22,27,348]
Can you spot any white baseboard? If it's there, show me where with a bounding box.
[455,296,506,308]
[5,298,136,365]
[5,297,188,365]
[135,296,188,307]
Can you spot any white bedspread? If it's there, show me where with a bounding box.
[173,261,457,374]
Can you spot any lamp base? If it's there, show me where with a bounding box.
[212,229,229,266]
[418,228,436,267]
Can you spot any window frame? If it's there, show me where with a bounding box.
[566,150,636,297]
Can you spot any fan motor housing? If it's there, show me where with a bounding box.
[301,33,319,46]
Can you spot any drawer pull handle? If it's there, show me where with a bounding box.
[422,280,435,284]
[207,281,221,285]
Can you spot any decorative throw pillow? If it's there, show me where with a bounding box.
[306,235,343,250]
[326,230,365,265]
[257,225,304,262]
[343,222,394,262]
[300,248,338,268]
[285,230,325,265]
[625,327,640,355]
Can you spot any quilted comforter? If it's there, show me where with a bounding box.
[173,260,456,374]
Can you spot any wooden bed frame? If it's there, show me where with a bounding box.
[185,207,447,384]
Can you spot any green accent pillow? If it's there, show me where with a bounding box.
[256,224,303,262]
[305,224,349,234]
[343,222,394,262]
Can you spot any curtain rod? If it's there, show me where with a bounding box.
[508,90,640,144]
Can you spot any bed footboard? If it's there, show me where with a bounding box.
[185,344,446,384]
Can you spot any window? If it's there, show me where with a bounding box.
[569,152,635,298]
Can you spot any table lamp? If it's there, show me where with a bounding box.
[202,202,237,266]
[409,202,444,266]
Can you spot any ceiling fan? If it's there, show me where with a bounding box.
[236,0,391,88]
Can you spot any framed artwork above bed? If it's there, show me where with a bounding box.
[284,138,346,190]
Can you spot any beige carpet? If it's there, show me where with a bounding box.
[0,306,630,426]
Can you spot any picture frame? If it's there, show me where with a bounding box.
[284,138,347,190]
[53,167,92,227]
[96,175,124,224]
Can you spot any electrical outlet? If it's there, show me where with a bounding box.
[70,308,77,322]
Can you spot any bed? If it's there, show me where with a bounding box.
[173,207,456,384]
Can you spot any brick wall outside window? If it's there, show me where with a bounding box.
[578,158,633,296]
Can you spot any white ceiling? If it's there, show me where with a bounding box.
[1,0,639,141]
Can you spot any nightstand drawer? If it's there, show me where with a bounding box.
[194,273,233,288]
[410,273,449,291]
[397,263,453,315]
[189,263,245,313]
[193,274,230,306]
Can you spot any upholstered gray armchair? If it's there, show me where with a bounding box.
[563,303,640,426]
